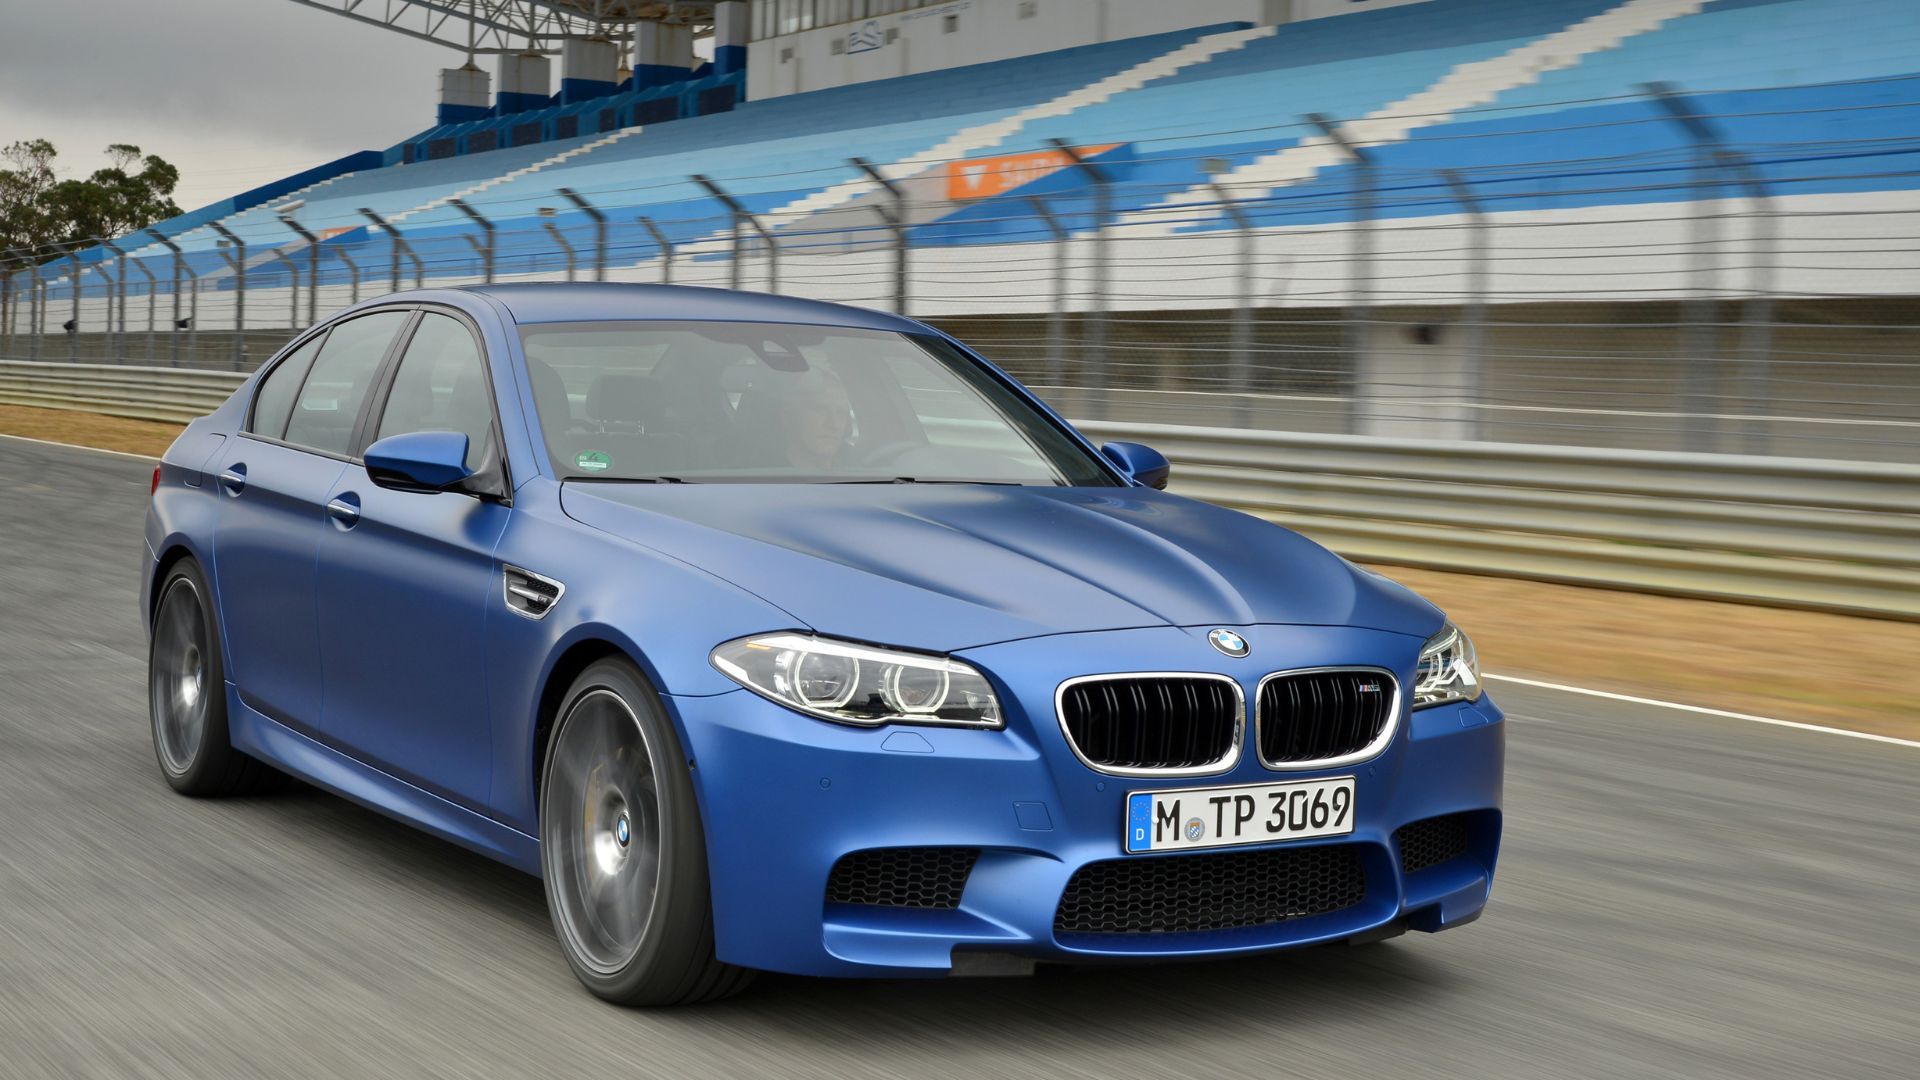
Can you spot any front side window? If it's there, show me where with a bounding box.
[375,313,495,473]
[284,310,410,456]
[520,321,1113,485]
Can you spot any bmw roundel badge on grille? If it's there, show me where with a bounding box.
[1208,628,1250,657]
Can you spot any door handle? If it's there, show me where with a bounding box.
[325,495,361,528]
[218,464,247,495]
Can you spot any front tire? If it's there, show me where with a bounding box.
[540,658,752,1006]
[148,558,280,795]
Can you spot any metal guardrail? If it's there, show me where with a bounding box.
[0,360,242,425]
[5,361,1917,620]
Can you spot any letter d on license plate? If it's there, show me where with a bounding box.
[1125,777,1356,853]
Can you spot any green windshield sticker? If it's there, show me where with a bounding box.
[574,450,611,473]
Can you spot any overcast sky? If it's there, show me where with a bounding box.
[0,0,456,211]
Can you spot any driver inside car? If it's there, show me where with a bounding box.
[778,369,854,472]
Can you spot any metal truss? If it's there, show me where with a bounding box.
[282,0,715,54]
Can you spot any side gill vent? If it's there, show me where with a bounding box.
[504,565,565,620]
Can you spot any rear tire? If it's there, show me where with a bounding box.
[539,658,753,1006]
[148,559,281,796]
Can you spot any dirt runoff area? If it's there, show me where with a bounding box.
[5,403,1913,741]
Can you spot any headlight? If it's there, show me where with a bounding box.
[711,633,1002,728]
[1413,621,1481,709]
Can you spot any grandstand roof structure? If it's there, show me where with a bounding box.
[283,0,716,53]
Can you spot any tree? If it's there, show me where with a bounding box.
[0,140,182,265]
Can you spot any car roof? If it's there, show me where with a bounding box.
[444,282,926,333]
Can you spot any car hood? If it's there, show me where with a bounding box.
[560,483,1443,652]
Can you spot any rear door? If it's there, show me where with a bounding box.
[312,309,511,812]
[213,309,412,730]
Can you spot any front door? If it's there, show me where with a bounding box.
[313,311,509,811]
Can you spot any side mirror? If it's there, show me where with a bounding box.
[364,430,473,492]
[1100,441,1170,490]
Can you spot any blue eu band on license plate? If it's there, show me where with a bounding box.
[1125,777,1357,853]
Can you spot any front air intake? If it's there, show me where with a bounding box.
[1055,845,1367,935]
[826,847,979,909]
[1056,674,1241,775]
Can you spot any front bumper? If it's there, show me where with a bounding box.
[672,623,1504,978]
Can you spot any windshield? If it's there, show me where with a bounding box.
[519,321,1116,485]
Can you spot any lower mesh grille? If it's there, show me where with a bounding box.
[1395,814,1471,874]
[1055,845,1366,935]
[826,847,979,909]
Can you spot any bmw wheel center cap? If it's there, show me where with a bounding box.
[1208,629,1250,657]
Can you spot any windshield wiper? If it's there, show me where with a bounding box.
[831,477,1027,486]
[567,475,692,484]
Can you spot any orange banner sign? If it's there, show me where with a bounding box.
[944,144,1120,201]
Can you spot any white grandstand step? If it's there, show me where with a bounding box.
[393,126,644,221]
[768,24,1281,221]
[1132,0,1709,227]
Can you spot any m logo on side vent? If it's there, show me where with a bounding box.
[503,565,565,620]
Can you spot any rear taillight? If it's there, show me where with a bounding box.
[150,466,161,495]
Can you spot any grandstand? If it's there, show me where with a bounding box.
[6,0,1920,458]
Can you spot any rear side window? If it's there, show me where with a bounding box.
[283,310,410,456]
[249,334,324,439]
[374,313,495,473]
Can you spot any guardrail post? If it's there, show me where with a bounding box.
[558,188,607,282]
[359,208,423,292]
[207,224,247,368]
[1026,196,1070,402]
[850,156,908,315]
[449,197,495,283]
[538,207,577,281]
[1048,139,1110,421]
[1439,169,1489,442]
[1205,174,1255,429]
[693,173,777,293]
[638,215,673,284]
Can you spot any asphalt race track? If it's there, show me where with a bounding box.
[2,437,1915,1080]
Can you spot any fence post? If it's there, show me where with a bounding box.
[1645,82,1728,454]
[1439,169,1488,442]
[558,188,607,282]
[1026,196,1070,401]
[359,208,423,291]
[29,260,44,361]
[336,247,362,306]
[277,204,322,328]
[88,257,118,362]
[850,156,908,315]
[271,250,302,332]
[1048,139,1111,421]
[638,215,673,284]
[146,229,184,366]
[207,224,247,369]
[1205,176,1255,429]
[539,207,578,281]
[0,255,11,358]
[693,173,776,293]
[449,197,495,283]
[65,248,83,362]
[1714,146,1776,456]
[1308,113,1373,435]
[100,240,132,355]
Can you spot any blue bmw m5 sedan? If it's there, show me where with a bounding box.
[143,283,1503,1005]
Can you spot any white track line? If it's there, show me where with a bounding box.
[1486,673,1920,749]
[0,431,159,461]
[0,434,1911,749]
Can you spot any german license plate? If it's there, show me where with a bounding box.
[1125,777,1356,853]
